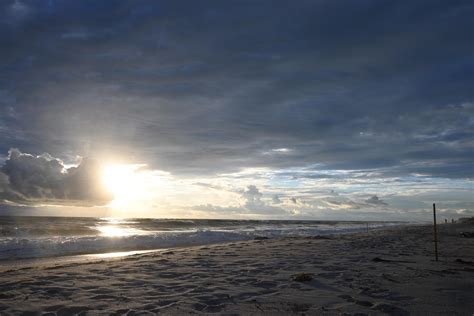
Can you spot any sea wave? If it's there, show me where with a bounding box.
[0,231,251,260]
[0,216,405,261]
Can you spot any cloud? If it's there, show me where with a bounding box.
[0,1,472,220]
[194,185,288,217]
[61,31,89,40]
[322,194,389,210]
[193,182,225,191]
[0,1,471,179]
[324,199,361,210]
[365,195,388,206]
[0,149,112,206]
[241,185,263,208]
[272,195,281,204]
[5,0,31,25]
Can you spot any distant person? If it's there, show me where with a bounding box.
[452,218,455,224]
[445,219,448,224]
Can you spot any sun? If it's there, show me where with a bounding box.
[103,164,138,197]
[102,164,148,208]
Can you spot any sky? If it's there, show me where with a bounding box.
[0,0,473,221]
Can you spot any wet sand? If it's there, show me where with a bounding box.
[0,223,473,315]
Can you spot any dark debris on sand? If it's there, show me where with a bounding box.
[292,273,313,282]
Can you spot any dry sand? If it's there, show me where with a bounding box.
[0,223,473,315]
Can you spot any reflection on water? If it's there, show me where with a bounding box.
[97,225,135,237]
[96,218,146,237]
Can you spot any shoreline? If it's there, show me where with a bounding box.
[0,223,472,315]
[0,222,411,269]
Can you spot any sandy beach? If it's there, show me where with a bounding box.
[0,223,473,315]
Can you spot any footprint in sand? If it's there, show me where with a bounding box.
[372,302,410,315]
[53,305,90,316]
[318,272,342,279]
[338,294,374,307]
[252,280,278,289]
[320,265,346,272]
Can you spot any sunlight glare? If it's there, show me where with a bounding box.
[97,225,134,237]
[102,164,149,209]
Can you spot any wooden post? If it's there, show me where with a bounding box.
[433,203,438,262]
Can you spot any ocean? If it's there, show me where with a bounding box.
[0,216,404,262]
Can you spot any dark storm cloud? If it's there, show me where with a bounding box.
[0,149,112,205]
[0,0,473,177]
